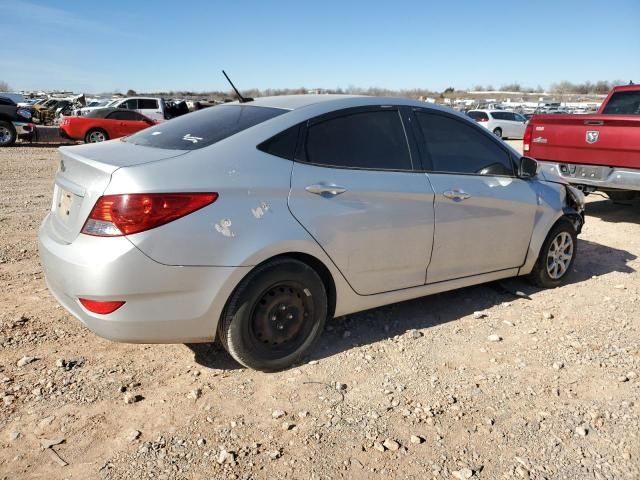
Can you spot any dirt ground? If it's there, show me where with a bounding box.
[1,143,639,480]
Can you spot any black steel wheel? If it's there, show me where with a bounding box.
[218,258,328,371]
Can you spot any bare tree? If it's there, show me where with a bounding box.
[0,80,10,92]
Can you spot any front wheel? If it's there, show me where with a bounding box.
[218,258,328,371]
[493,127,503,139]
[529,219,577,288]
[0,121,17,147]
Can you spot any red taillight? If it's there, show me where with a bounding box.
[523,123,533,152]
[477,117,488,122]
[82,192,218,236]
[79,298,125,314]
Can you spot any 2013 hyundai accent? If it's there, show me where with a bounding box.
[38,95,585,371]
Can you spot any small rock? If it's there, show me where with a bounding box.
[473,311,487,319]
[410,435,424,444]
[575,426,588,437]
[452,468,474,479]
[55,359,65,368]
[542,311,554,320]
[282,422,295,431]
[187,388,202,400]
[614,284,626,290]
[128,430,141,442]
[307,360,319,365]
[409,329,423,339]
[123,393,142,404]
[298,411,309,418]
[553,362,564,370]
[217,448,235,465]
[487,334,502,342]
[627,371,637,380]
[40,436,65,449]
[373,441,386,452]
[502,320,515,327]
[618,375,629,383]
[197,438,206,447]
[17,356,37,367]
[9,431,20,442]
[272,410,286,419]
[336,382,347,392]
[268,449,281,460]
[383,438,400,451]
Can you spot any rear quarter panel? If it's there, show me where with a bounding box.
[528,114,640,169]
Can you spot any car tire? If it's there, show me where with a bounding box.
[493,127,503,139]
[218,258,328,371]
[0,121,17,147]
[85,129,108,143]
[529,219,577,288]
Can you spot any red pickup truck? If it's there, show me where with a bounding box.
[524,84,640,202]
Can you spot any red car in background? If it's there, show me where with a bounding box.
[59,108,157,143]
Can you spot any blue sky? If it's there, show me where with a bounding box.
[1,0,638,93]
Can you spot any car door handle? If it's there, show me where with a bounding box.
[305,184,348,196]
[443,189,471,200]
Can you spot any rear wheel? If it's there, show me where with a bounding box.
[0,121,17,147]
[529,219,577,288]
[493,127,503,139]
[218,258,328,371]
[85,129,108,143]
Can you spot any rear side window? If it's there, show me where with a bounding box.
[257,125,300,160]
[139,99,159,109]
[468,111,488,121]
[601,91,640,115]
[415,112,514,176]
[491,111,509,120]
[125,105,286,150]
[302,110,412,170]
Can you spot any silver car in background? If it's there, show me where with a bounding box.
[468,109,528,139]
[39,95,584,371]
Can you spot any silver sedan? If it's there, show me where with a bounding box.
[38,95,585,370]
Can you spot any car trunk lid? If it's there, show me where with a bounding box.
[49,141,188,243]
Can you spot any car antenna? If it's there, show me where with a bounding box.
[222,70,253,103]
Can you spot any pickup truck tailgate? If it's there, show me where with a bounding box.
[528,114,640,169]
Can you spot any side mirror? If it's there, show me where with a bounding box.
[519,156,538,178]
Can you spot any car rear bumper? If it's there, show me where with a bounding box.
[38,213,250,343]
[13,121,35,140]
[537,160,640,192]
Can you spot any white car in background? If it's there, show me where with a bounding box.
[467,110,528,139]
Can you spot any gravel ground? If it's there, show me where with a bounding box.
[0,143,639,480]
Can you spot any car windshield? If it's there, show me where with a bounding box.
[125,104,287,150]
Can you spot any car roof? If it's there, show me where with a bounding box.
[87,108,146,118]
[227,94,453,114]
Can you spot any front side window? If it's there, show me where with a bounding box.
[107,110,139,121]
[601,91,640,115]
[126,104,286,150]
[302,109,412,170]
[120,99,138,110]
[415,111,514,176]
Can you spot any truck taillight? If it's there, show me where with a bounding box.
[81,192,218,236]
[523,123,533,152]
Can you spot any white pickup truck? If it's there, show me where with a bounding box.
[78,97,167,121]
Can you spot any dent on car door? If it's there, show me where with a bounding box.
[413,110,538,283]
[288,107,435,295]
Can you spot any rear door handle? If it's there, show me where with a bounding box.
[305,184,347,196]
[443,189,471,200]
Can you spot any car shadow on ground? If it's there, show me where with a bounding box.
[585,197,640,223]
[187,238,636,371]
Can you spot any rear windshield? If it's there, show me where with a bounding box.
[125,104,286,150]
[468,111,489,121]
[601,91,640,115]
